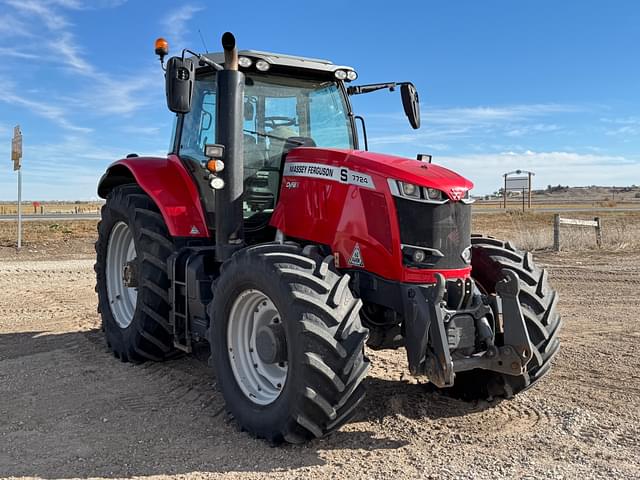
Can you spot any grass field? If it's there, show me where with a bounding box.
[1,209,638,258]
[0,201,103,216]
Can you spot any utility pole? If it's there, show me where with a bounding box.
[11,125,23,250]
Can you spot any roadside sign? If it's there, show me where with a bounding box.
[12,125,22,171]
[11,125,23,249]
[505,176,529,191]
[502,170,535,211]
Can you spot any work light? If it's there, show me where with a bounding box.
[255,60,270,72]
[238,56,252,68]
[334,70,347,80]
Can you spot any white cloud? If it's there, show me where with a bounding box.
[0,13,34,37]
[601,117,640,137]
[365,103,581,149]
[3,0,71,30]
[121,125,163,136]
[161,4,204,50]
[0,0,155,124]
[0,134,166,200]
[427,104,580,125]
[435,150,639,194]
[0,80,91,133]
[505,123,562,137]
[0,48,40,60]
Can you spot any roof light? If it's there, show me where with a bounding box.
[238,56,252,68]
[334,70,347,80]
[346,70,357,81]
[255,60,270,72]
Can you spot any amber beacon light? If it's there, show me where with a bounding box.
[154,37,169,63]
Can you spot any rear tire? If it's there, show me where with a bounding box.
[209,243,370,443]
[95,185,176,363]
[447,234,562,400]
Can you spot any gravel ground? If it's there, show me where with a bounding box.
[1,248,639,479]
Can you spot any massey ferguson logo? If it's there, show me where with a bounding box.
[450,187,467,201]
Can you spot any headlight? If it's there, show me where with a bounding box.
[426,188,444,201]
[412,249,426,263]
[398,181,421,199]
[461,189,475,204]
[388,179,449,204]
[461,245,472,264]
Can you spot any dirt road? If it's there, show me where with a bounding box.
[1,249,639,479]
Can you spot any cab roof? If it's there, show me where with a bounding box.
[200,50,356,76]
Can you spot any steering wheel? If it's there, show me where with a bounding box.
[264,116,296,129]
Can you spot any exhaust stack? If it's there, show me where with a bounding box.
[222,31,239,71]
[215,32,245,262]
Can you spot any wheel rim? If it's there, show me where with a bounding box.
[227,289,288,405]
[106,221,138,329]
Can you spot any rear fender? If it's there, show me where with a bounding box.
[97,155,209,238]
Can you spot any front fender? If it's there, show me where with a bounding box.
[98,154,209,238]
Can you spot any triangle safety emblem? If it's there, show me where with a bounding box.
[348,243,364,267]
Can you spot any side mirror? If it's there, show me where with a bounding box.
[400,83,420,129]
[165,56,194,114]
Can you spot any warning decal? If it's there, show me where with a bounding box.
[283,162,374,189]
[348,243,364,267]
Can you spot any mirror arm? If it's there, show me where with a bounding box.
[347,82,396,95]
[347,82,414,96]
[182,49,223,71]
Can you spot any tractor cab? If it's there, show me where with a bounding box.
[174,52,357,233]
[166,48,419,242]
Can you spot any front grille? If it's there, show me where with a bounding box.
[394,198,471,269]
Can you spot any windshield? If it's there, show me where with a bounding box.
[179,72,354,222]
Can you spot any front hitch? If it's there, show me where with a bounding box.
[404,269,535,388]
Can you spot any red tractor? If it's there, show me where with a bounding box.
[95,33,561,443]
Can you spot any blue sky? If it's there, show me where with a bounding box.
[0,0,638,200]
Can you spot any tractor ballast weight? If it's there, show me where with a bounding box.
[95,32,562,443]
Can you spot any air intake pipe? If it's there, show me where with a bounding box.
[215,32,245,262]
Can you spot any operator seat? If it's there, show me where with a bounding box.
[243,133,266,179]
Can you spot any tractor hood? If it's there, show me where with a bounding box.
[286,148,474,201]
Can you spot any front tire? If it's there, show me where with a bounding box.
[95,185,176,363]
[210,243,370,443]
[447,235,562,399]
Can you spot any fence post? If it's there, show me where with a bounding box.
[594,217,602,248]
[553,214,561,251]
